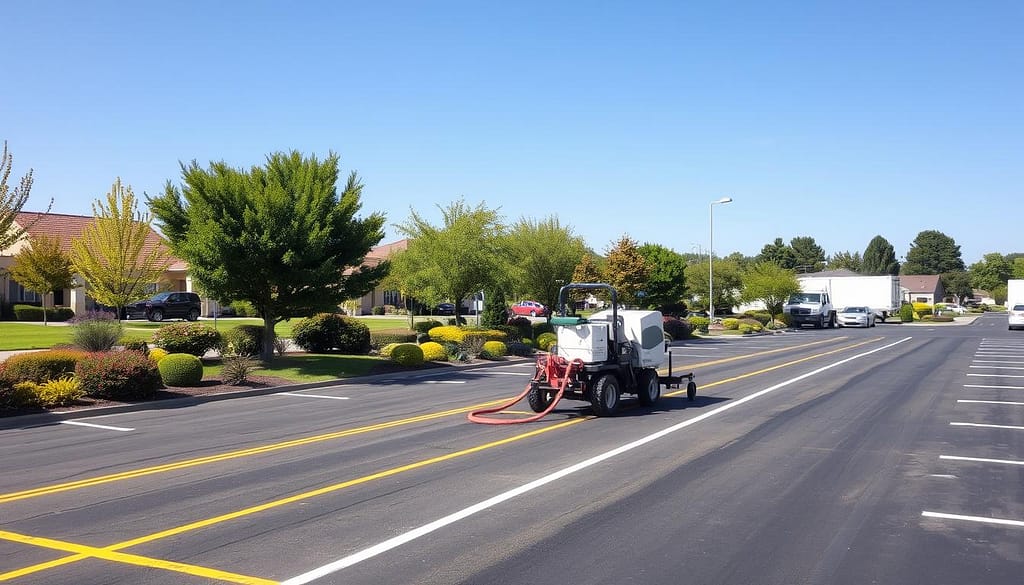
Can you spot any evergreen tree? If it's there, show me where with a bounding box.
[902,230,964,275]
[758,237,796,269]
[480,287,509,327]
[862,235,900,275]
[790,236,826,272]
[827,251,863,272]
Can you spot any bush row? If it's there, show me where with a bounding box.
[13,305,75,322]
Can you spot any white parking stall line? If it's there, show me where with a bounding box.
[963,384,1024,390]
[958,399,1024,406]
[279,392,350,401]
[940,455,1024,466]
[423,380,466,384]
[481,371,532,376]
[972,360,1024,364]
[950,422,1024,430]
[966,373,1024,378]
[922,511,1024,528]
[973,354,1024,358]
[970,365,1024,370]
[60,421,134,432]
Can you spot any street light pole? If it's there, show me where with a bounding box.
[709,197,733,321]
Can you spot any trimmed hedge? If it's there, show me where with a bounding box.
[900,303,915,323]
[223,325,264,357]
[370,329,418,348]
[687,316,710,333]
[390,343,424,366]
[537,332,557,351]
[293,313,371,354]
[414,320,444,334]
[148,348,170,362]
[419,341,447,361]
[75,351,161,400]
[480,340,507,358]
[13,304,75,322]
[158,353,204,386]
[0,349,87,384]
[663,316,692,340]
[152,322,222,356]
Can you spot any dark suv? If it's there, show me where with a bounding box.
[129,292,202,322]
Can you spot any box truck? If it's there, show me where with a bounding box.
[788,273,902,323]
[1008,279,1024,308]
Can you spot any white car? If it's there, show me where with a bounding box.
[836,306,875,328]
[1009,304,1024,331]
[941,303,967,315]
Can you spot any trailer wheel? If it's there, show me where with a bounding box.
[590,374,621,416]
[527,381,553,413]
[637,369,660,406]
[686,380,697,401]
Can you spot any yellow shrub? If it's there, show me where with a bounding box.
[36,376,84,407]
[420,342,448,361]
[380,343,401,358]
[148,348,170,362]
[912,302,933,316]
[722,318,739,330]
[481,341,507,357]
[428,326,465,343]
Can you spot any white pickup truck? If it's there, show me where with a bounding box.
[783,291,835,328]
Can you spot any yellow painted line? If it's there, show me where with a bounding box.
[0,530,275,584]
[0,399,507,505]
[2,417,587,581]
[665,337,884,397]
[661,336,846,374]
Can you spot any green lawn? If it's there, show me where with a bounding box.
[203,354,385,382]
[0,316,415,351]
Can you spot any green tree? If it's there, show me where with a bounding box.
[570,252,606,306]
[684,258,742,315]
[604,235,649,307]
[968,253,1012,291]
[902,230,964,275]
[942,271,974,303]
[8,235,74,325]
[740,262,800,322]
[480,287,509,327]
[827,251,863,272]
[790,236,826,273]
[149,152,386,361]
[758,237,796,269]
[862,235,900,275]
[0,141,51,253]
[1013,258,1024,280]
[390,199,504,325]
[725,251,754,271]
[504,216,586,315]
[637,243,687,311]
[72,178,172,321]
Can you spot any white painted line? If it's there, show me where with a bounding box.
[958,399,1024,406]
[922,511,1024,528]
[928,474,958,479]
[60,420,134,432]
[280,336,914,584]
[422,380,466,385]
[481,371,532,376]
[950,422,1024,430]
[963,384,1024,390]
[279,392,350,401]
[966,373,1024,378]
[940,455,1024,466]
[972,360,1024,364]
[973,355,1024,359]
[970,365,1024,370]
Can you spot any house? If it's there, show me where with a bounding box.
[0,211,192,316]
[348,238,408,315]
[899,274,945,305]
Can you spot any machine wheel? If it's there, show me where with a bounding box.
[527,382,553,413]
[149,309,164,322]
[686,380,697,401]
[187,308,200,321]
[590,374,621,416]
[636,369,660,406]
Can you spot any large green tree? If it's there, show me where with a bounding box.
[740,262,800,322]
[390,199,504,324]
[149,152,386,361]
[73,178,172,320]
[637,243,687,311]
[604,235,649,307]
[504,216,586,315]
[827,251,863,272]
[861,235,900,275]
[684,258,742,315]
[790,236,826,273]
[942,271,974,303]
[968,253,1012,291]
[1013,258,1024,280]
[902,230,964,275]
[758,237,796,269]
[8,235,74,325]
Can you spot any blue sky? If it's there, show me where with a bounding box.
[4,1,1021,265]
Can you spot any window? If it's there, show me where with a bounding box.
[383,290,401,306]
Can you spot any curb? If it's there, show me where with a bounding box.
[0,358,529,430]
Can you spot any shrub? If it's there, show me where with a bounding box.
[657,302,689,318]
[532,321,554,338]
[414,319,444,334]
[379,343,401,358]
[0,349,87,384]
[743,311,772,326]
[9,382,42,408]
[480,340,507,359]
[223,325,264,357]
[152,322,222,356]
[70,311,124,351]
[220,355,257,385]
[420,341,447,361]
[16,305,76,322]
[370,329,418,348]
[372,305,385,315]
[738,323,754,334]
[429,325,465,344]
[900,303,915,323]
[721,318,739,330]
[663,317,692,340]
[76,351,161,400]
[148,347,170,362]
[121,339,150,355]
[389,343,424,366]
[932,315,954,322]
[292,313,371,354]
[506,341,534,357]
[521,337,535,348]
[461,333,488,357]
[158,353,204,386]
[493,325,522,342]
[507,316,532,340]
[273,337,289,356]
[229,300,256,317]
[738,318,763,332]
[687,316,710,333]
[912,302,934,316]
[536,332,557,351]
[36,376,85,407]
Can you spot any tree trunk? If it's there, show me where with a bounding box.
[42,293,49,326]
[261,315,276,362]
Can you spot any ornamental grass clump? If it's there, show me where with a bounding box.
[69,310,123,351]
[220,355,258,385]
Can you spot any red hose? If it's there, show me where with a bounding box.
[467,356,584,424]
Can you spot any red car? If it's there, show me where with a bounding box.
[510,300,549,317]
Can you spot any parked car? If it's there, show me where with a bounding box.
[128,291,202,322]
[510,300,549,317]
[1009,304,1024,331]
[836,306,875,328]
[435,302,456,316]
[941,303,967,315]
